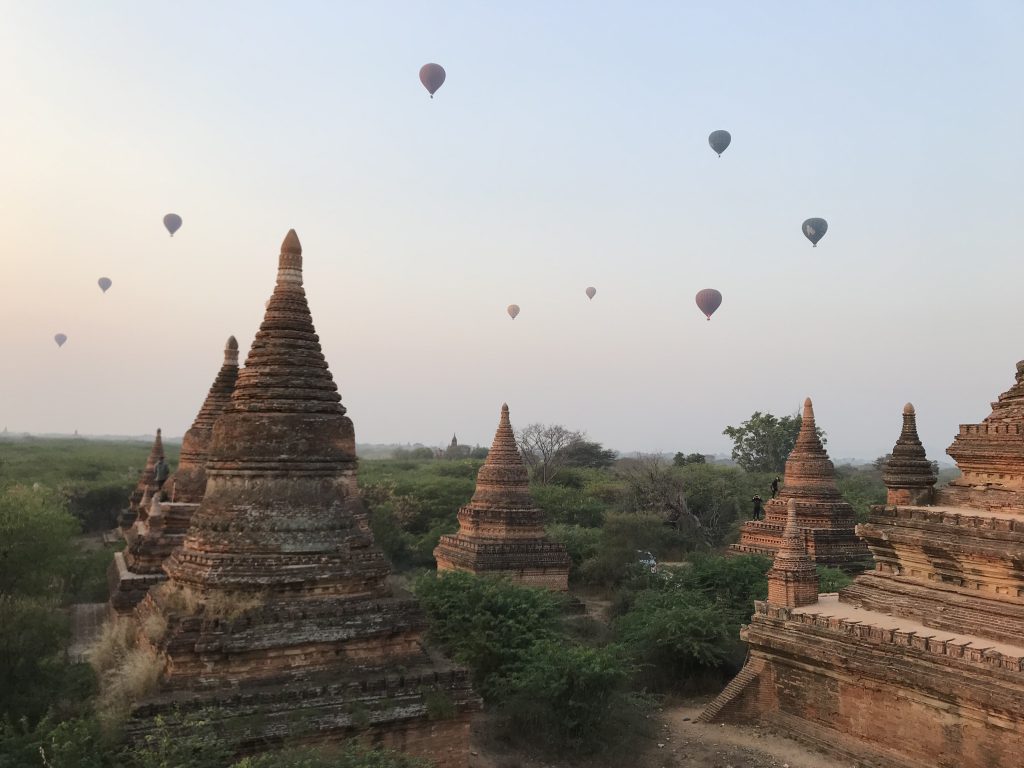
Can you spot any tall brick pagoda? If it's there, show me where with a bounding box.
[434,404,571,590]
[117,429,167,532]
[701,371,1024,768]
[109,337,239,613]
[730,397,870,571]
[130,231,477,765]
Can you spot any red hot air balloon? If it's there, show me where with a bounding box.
[695,289,722,321]
[507,304,520,320]
[419,63,446,98]
[585,287,596,300]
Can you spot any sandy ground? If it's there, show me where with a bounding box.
[469,698,854,768]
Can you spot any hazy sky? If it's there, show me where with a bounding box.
[2,2,1023,461]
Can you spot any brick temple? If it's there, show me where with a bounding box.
[730,397,870,571]
[117,428,166,532]
[434,404,570,590]
[109,336,239,613]
[701,365,1024,768]
[128,231,478,765]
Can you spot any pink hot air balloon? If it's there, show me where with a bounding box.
[695,289,722,321]
[507,304,520,320]
[419,63,446,98]
[585,287,596,300]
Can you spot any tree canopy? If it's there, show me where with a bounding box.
[722,411,826,473]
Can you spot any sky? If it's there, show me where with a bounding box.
[1,1,1023,461]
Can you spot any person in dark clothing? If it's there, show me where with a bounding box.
[751,494,764,520]
[154,457,170,486]
[771,476,780,498]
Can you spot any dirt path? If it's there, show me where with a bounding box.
[470,698,854,768]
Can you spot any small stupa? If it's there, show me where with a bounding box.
[434,404,571,591]
[765,499,819,608]
[109,337,240,613]
[117,429,166,532]
[129,231,477,766]
[730,398,870,570]
[881,403,937,506]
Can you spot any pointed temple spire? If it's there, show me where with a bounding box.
[135,231,477,759]
[882,403,937,506]
[434,403,570,590]
[164,336,240,503]
[120,429,166,530]
[730,396,869,570]
[766,499,819,608]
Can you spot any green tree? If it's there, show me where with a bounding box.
[672,452,706,467]
[722,411,826,473]
[560,441,617,469]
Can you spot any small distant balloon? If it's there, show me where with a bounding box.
[695,289,722,321]
[163,213,182,237]
[98,277,112,293]
[708,130,731,157]
[802,218,828,247]
[54,333,67,347]
[585,287,597,300]
[419,63,446,98]
[507,304,520,320]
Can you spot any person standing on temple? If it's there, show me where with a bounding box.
[751,494,764,520]
[154,456,170,491]
[771,476,780,498]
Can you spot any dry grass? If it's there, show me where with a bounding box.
[87,615,136,676]
[142,611,168,644]
[95,647,164,731]
[155,582,263,621]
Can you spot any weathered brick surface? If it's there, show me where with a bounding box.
[127,231,479,763]
[117,429,166,531]
[434,404,570,590]
[766,499,819,608]
[730,398,870,570]
[704,372,1024,768]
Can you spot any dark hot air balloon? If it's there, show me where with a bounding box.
[802,218,828,247]
[54,333,67,347]
[708,130,731,157]
[695,289,722,321]
[585,287,596,300]
[507,304,520,320]
[419,63,446,98]
[163,213,182,237]
[98,277,112,293]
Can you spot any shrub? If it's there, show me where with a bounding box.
[492,640,629,750]
[817,565,853,593]
[546,524,601,581]
[231,743,429,768]
[95,648,164,731]
[0,486,79,596]
[0,714,112,768]
[121,713,232,768]
[413,571,561,698]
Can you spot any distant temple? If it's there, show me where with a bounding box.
[701,364,1024,767]
[108,337,239,613]
[730,398,870,571]
[126,231,478,764]
[434,404,570,591]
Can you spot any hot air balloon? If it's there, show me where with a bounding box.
[585,287,596,300]
[419,63,446,98]
[54,333,67,347]
[163,213,182,237]
[98,277,112,293]
[507,304,520,320]
[802,218,828,247]
[708,130,731,157]
[695,289,722,321]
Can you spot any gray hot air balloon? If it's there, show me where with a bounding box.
[163,213,182,237]
[419,63,446,98]
[585,287,596,300]
[54,333,67,347]
[98,277,112,293]
[507,304,520,320]
[695,289,722,321]
[802,218,828,247]
[708,130,731,157]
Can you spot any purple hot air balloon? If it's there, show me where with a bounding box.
[54,333,68,347]
[585,287,597,300]
[419,63,446,98]
[98,277,112,293]
[695,289,722,321]
[507,304,520,320]
[163,213,182,237]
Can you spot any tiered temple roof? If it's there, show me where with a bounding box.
[118,429,166,531]
[730,398,870,570]
[765,499,819,608]
[434,404,570,590]
[702,369,1024,768]
[128,231,477,766]
[109,337,240,613]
